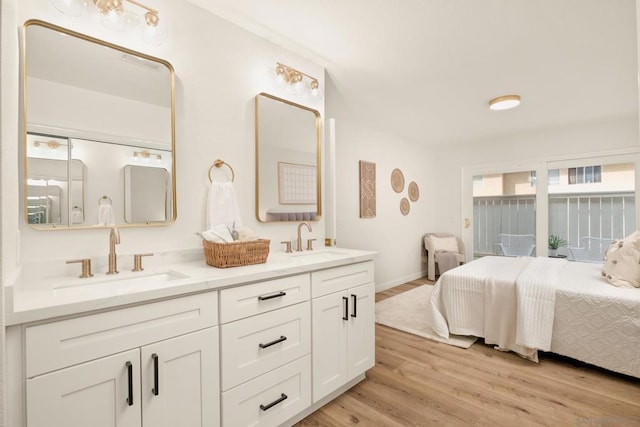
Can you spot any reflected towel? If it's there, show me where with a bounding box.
[207,181,242,230]
[97,205,115,226]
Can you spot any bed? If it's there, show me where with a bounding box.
[427,256,640,378]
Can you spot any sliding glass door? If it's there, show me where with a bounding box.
[472,170,537,258]
[462,152,638,263]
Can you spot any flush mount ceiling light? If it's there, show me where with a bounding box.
[489,94,521,111]
[50,0,166,45]
[274,62,321,98]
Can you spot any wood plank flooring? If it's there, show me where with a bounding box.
[297,278,640,426]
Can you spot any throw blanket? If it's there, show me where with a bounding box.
[516,257,567,351]
[434,252,459,276]
[429,256,567,361]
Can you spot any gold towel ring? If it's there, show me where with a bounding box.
[208,159,235,183]
[98,195,112,206]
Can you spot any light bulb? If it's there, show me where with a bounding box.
[51,0,84,16]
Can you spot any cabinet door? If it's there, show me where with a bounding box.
[27,349,141,427]
[347,282,376,380]
[311,291,348,402]
[141,327,219,427]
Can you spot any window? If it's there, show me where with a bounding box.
[568,165,602,185]
[548,169,560,185]
[529,171,536,187]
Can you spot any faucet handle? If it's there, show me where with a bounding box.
[280,241,293,253]
[306,238,317,251]
[66,258,93,278]
[132,253,154,272]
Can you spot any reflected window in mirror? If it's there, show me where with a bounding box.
[255,93,322,222]
[23,20,176,229]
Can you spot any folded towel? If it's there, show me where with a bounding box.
[207,181,242,230]
[97,205,115,226]
[201,224,234,243]
[237,226,259,241]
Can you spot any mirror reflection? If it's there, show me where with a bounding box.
[255,93,321,222]
[23,20,176,229]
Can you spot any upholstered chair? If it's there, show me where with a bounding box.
[423,233,466,281]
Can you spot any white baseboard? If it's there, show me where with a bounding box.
[375,270,427,293]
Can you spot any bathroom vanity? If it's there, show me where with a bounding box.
[5,248,376,427]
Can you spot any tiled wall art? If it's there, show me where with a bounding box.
[278,162,317,204]
[359,161,376,218]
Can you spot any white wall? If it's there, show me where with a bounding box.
[6,0,325,268]
[326,78,436,290]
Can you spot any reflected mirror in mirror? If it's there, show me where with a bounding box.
[23,20,176,229]
[124,165,170,223]
[255,93,321,222]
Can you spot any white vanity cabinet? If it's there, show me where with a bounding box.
[311,261,375,402]
[219,274,312,426]
[23,292,220,427]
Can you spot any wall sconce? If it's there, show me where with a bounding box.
[34,139,65,150]
[50,0,166,46]
[133,149,161,160]
[274,62,321,98]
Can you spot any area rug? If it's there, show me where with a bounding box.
[375,285,477,349]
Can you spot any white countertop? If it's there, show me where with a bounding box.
[6,247,376,325]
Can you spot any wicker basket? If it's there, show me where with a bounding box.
[203,239,270,268]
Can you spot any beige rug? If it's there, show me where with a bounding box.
[375,285,477,349]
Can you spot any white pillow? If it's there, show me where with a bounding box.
[430,236,459,253]
[601,231,640,288]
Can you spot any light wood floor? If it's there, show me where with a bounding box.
[297,278,640,426]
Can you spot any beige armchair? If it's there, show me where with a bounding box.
[423,233,466,281]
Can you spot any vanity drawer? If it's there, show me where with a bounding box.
[311,261,374,298]
[25,292,218,377]
[220,301,310,391]
[220,274,310,323]
[222,355,311,427]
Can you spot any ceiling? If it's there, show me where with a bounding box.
[186,0,638,146]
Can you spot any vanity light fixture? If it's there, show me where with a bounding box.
[34,139,64,150]
[133,149,161,160]
[49,0,166,45]
[489,94,521,111]
[275,62,321,98]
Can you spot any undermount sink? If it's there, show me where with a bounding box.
[52,270,190,298]
[289,250,346,259]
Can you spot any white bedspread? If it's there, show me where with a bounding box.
[428,256,640,377]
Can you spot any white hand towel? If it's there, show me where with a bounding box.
[207,181,242,230]
[201,224,234,243]
[97,205,115,226]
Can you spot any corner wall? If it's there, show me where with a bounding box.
[326,79,436,290]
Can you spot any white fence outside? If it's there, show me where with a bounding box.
[473,192,635,258]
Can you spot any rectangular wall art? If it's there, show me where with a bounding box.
[359,160,376,218]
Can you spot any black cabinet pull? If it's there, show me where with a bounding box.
[259,393,288,411]
[259,335,287,349]
[126,361,133,406]
[258,291,286,301]
[342,296,349,321]
[351,294,357,318]
[151,353,159,396]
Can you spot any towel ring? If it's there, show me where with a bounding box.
[208,159,235,183]
[98,195,112,206]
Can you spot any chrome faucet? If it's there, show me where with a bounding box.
[107,227,120,274]
[296,222,312,252]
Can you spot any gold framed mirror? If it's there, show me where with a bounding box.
[255,93,322,222]
[23,20,176,229]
